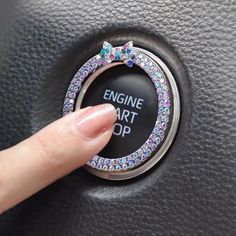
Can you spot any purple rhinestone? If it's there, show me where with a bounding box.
[151,134,156,140]
[164,100,171,107]
[147,139,153,145]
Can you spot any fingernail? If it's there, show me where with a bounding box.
[76,104,117,139]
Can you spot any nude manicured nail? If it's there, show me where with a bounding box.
[76,104,117,139]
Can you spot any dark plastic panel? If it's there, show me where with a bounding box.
[0,1,235,235]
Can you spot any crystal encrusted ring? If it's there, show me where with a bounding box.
[63,41,180,180]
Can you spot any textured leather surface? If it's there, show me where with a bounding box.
[0,0,236,235]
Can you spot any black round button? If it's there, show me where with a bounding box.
[81,64,158,158]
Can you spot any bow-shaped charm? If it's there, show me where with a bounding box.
[99,41,135,67]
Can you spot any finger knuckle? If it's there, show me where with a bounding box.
[34,133,64,169]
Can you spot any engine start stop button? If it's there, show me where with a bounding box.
[63,41,180,180]
[79,64,158,158]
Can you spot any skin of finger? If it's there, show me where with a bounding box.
[0,108,115,213]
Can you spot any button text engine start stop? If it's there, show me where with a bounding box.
[80,64,158,158]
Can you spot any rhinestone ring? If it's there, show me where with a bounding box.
[63,41,180,180]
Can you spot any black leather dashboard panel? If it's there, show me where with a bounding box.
[0,0,235,235]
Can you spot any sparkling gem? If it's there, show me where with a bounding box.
[127,48,132,54]
[103,41,112,49]
[160,78,165,84]
[159,130,164,136]
[163,116,169,122]
[96,54,101,60]
[115,50,120,60]
[162,123,167,130]
[156,120,162,127]
[102,165,108,171]
[64,98,69,104]
[63,105,71,112]
[115,165,121,171]
[100,48,106,56]
[158,115,164,121]
[122,164,128,170]
[156,136,161,143]
[137,149,143,156]
[127,156,132,161]
[146,149,152,155]
[128,160,134,167]
[69,92,76,99]
[90,161,96,167]
[110,159,115,165]
[164,100,171,107]
[147,139,153,146]
[141,154,148,161]
[133,153,138,159]
[126,59,133,67]
[151,134,156,140]
[155,72,161,78]
[109,165,114,171]
[123,41,133,49]
[151,143,157,151]
[163,108,170,115]
[153,127,159,134]
[159,107,164,114]
[104,159,110,165]
[75,80,82,87]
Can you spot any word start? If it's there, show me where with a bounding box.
[103,89,144,137]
